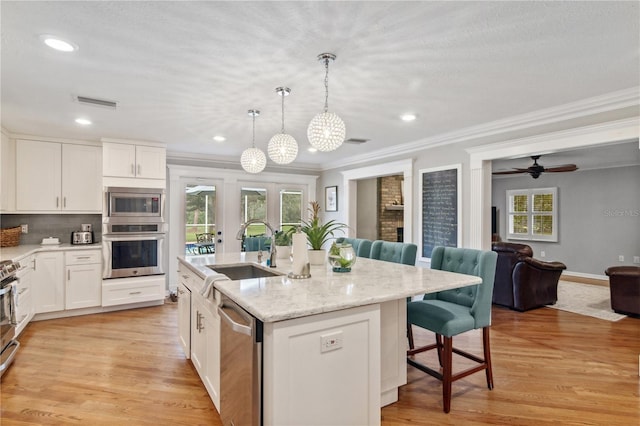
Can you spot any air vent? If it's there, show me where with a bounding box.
[76,96,117,109]
[344,138,369,144]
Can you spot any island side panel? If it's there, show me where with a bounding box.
[380,299,408,406]
[263,304,381,426]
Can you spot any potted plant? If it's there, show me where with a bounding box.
[301,201,346,265]
[274,229,293,260]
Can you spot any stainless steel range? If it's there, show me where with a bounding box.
[0,260,20,377]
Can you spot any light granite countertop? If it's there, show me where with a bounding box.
[0,243,103,262]
[178,252,482,323]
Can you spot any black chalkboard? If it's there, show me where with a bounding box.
[421,167,459,258]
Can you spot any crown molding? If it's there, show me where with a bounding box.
[321,87,640,171]
[166,150,322,174]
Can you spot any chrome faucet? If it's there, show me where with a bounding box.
[236,219,277,268]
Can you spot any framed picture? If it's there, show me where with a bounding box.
[325,186,338,212]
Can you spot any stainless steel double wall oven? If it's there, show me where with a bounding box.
[102,187,166,279]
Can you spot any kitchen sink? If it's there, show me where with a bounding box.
[207,264,283,280]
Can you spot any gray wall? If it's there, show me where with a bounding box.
[491,165,640,276]
[0,214,102,245]
[356,178,377,240]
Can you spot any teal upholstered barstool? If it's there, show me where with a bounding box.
[407,246,497,413]
[369,240,417,266]
[336,237,373,258]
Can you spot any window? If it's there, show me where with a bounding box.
[240,187,267,236]
[280,189,303,233]
[185,184,216,242]
[506,187,558,242]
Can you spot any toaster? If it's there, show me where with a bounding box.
[71,231,94,245]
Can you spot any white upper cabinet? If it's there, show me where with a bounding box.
[16,139,102,212]
[103,141,166,180]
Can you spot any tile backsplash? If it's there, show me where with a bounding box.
[0,214,102,245]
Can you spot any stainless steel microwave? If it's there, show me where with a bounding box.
[104,187,165,219]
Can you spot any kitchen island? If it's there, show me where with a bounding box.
[178,252,481,425]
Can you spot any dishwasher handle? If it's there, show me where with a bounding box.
[218,303,253,336]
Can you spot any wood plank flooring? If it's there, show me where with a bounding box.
[1,302,638,425]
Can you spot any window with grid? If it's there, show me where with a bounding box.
[280,189,302,233]
[506,187,558,242]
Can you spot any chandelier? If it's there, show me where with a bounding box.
[240,109,266,174]
[268,87,298,164]
[307,53,346,152]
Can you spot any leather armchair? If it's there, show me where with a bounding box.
[492,242,566,311]
[606,266,640,316]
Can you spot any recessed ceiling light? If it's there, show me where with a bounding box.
[308,147,318,153]
[401,113,417,122]
[213,135,226,142]
[75,118,92,125]
[41,35,78,52]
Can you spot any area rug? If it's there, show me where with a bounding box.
[546,281,626,322]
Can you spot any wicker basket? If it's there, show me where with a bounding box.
[0,226,21,247]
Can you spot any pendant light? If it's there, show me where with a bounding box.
[241,109,266,174]
[268,87,298,164]
[307,53,346,152]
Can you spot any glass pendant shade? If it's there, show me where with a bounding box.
[268,86,298,164]
[241,109,266,174]
[268,133,298,164]
[307,111,346,152]
[308,53,345,152]
[241,147,266,174]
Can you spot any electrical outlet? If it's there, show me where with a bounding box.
[618,255,624,262]
[633,256,640,264]
[320,331,343,353]
[20,224,28,234]
[540,251,546,258]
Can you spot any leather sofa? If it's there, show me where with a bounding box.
[606,266,640,316]
[492,242,566,311]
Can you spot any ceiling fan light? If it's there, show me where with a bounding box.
[307,111,345,152]
[240,147,266,174]
[268,133,298,164]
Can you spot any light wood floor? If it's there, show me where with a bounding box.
[1,302,638,425]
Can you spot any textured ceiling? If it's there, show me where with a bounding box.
[1,1,639,170]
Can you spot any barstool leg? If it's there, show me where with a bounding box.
[442,336,453,413]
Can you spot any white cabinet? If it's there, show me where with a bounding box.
[15,254,35,336]
[191,293,221,410]
[102,142,166,180]
[32,251,65,313]
[65,250,101,310]
[177,282,191,358]
[0,131,16,212]
[101,275,165,307]
[16,140,102,212]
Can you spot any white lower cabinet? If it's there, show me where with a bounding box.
[101,275,165,307]
[191,293,221,411]
[15,254,35,336]
[32,251,64,314]
[177,282,191,358]
[65,250,101,309]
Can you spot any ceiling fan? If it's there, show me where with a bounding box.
[492,155,578,179]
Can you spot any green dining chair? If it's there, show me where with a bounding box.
[369,240,417,265]
[407,246,498,413]
[335,237,373,258]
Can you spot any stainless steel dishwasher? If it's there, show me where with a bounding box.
[218,296,262,426]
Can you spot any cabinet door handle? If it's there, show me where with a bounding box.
[131,164,135,175]
[137,164,141,175]
[63,197,66,208]
[76,256,91,260]
[56,197,59,208]
[181,275,189,279]
[129,291,142,295]
[67,270,71,280]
